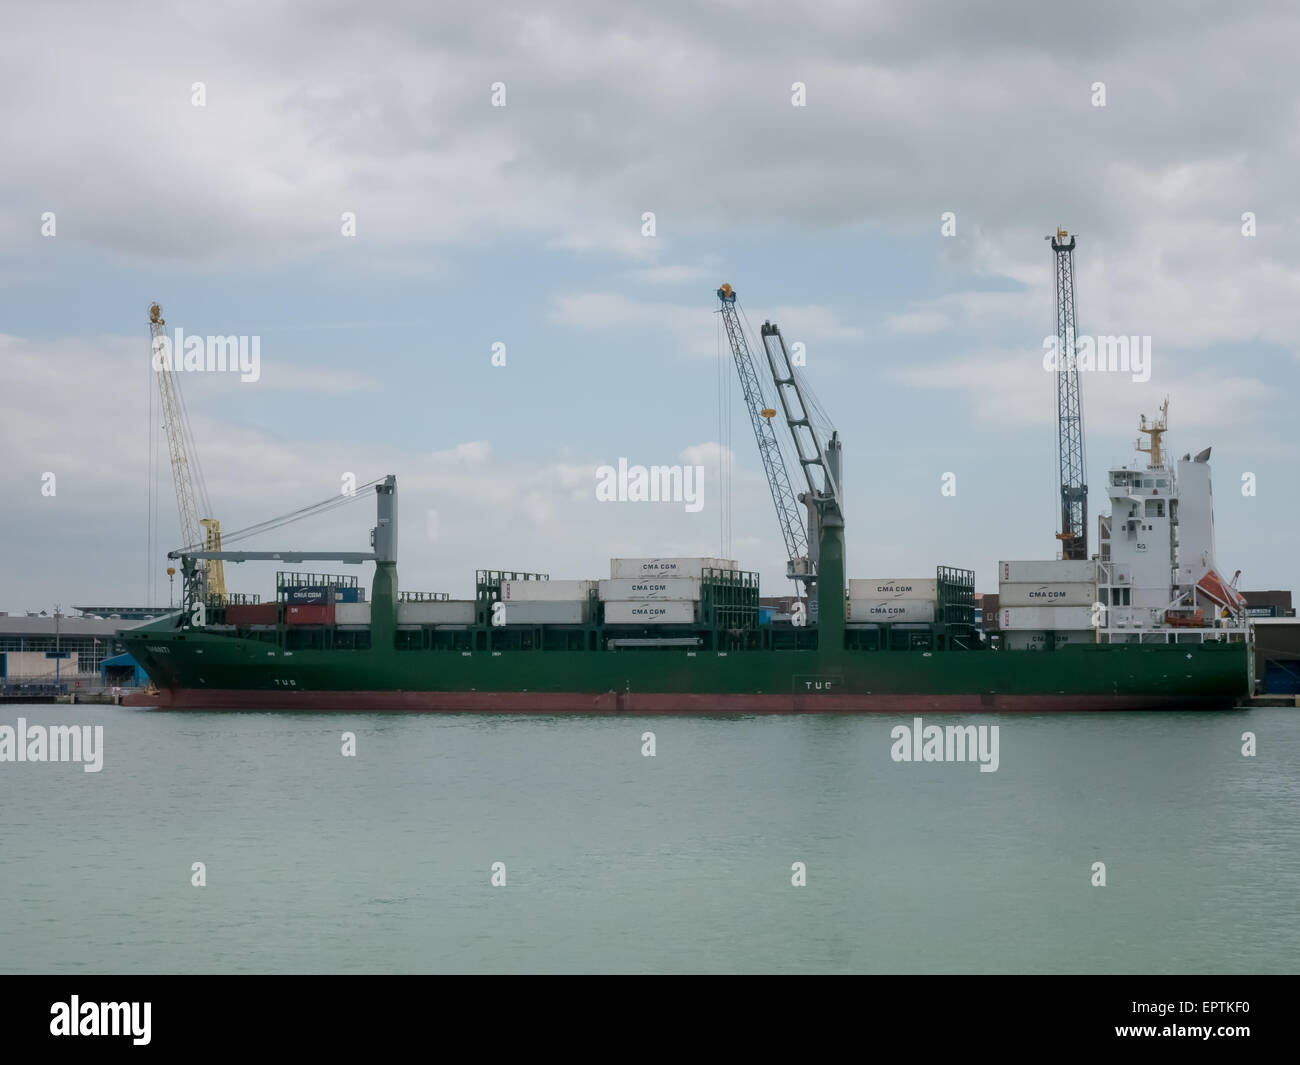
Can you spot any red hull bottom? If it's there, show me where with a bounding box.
[123,689,1238,713]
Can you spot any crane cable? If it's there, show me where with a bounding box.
[176,478,385,553]
[736,301,803,489]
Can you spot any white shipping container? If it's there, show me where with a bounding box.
[603,600,696,625]
[847,599,936,623]
[1000,606,1096,631]
[498,600,588,625]
[997,582,1097,607]
[999,560,1097,584]
[848,578,938,600]
[1002,629,1097,651]
[500,580,596,601]
[598,577,700,601]
[397,600,476,625]
[335,602,371,625]
[609,557,736,579]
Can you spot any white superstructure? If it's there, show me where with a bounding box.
[999,400,1249,647]
[1095,400,1247,642]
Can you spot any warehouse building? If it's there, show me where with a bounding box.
[0,612,145,688]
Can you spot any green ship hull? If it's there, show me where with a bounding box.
[121,619,1249,712]
[124,511,1251,713]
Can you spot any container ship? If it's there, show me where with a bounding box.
[122,273,1252,712]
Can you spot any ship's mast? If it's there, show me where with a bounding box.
[1136,397,1169,469]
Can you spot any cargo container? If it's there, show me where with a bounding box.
[499,600,588,625]
[225,602,279,626]
[335,603,371,626]
[847,599,936,623]
[332,587,364,603]
[1001,629,1097,651]
[500,580,596,601]
[999,560,1096,584]
[603,600,696,625]
[848,578,938,600]
[286,603,335,625]
[997,582,1097,607]
[396,601,476,626]
[609,557,736,579]
[598,577,700,601]
[1000,605,1096,631]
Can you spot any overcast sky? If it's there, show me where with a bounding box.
[2,0,1298,610]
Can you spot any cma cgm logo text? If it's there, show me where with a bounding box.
[595,458,704,513]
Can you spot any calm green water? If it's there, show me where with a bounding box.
[1,705,1297,974]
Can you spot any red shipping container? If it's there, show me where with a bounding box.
[286,603,335,625]
[225,603,279,626]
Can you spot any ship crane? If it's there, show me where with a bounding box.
[170,475,399,639]
[714,284,846,644]
[759,316,846,645]
[716,285,812,586]
[149,302,227,601]
[1047,228,1088,560]
[757,319,843,542]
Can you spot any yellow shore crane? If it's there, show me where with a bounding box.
[148,302,227,601]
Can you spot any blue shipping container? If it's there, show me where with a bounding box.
[286,586,331,604]
[1264,661,1300,695]
[333,588,362,603]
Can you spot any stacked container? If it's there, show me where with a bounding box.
[604,601,695,625]
[496,579,594,624]
[847,578,937,624]
[286,603,335,625]
[599,578,699,601]
[335,602,371,627]
[602,559,724,624]
[1001,629,1096,651]
[397,601,476,626]
[500,580,595,601]
[225,603,279,626]
[497,600,588,625]
[609,557,735,579]
[998,560,1098,635]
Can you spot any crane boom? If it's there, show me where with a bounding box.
[755,315,845,649]
[759,320,842,520]
[716,285,813,581]
[149,302,227,599]
[1048,229,1088,560]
